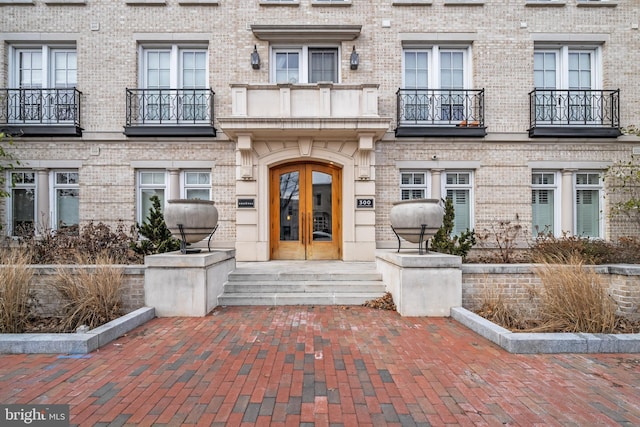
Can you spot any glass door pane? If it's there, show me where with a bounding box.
[279,171,300,241]
[311,171,332,241]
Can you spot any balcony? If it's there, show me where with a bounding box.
[395,89,486,137]
[528,89,621,138]
[218,83,391,141]
[124,88,216,137]
[0,88,82,137]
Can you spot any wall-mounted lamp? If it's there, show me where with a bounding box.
[350,46,359,70]
[251,45,260,70]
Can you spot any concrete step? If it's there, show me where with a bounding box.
[219,261,387,306]
[227,271,383,282]
[223,280,387,294]
[218,292,384,306]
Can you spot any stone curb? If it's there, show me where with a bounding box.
[451,307,640,354]
[0,307,155,354]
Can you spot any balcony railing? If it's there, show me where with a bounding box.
[0,88,82,136]
[528,89,621,138]
[124,88,216,137]
[395,88,486,137]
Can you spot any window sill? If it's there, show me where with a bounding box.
[44,0,86,4]
[576,1,618,7]
[178,0,219,4]
[392,0,432,5]
[444,0,484,5]
[525,1,566,6]
[125,0,166,4]
[311,0,352,7]
[259,0,299,6]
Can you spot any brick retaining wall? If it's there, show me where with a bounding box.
[462,264,640,318]
[6,264,639,318]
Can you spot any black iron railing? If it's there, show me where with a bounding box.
[0,88,81,126]
[529,89,620,128]
[125,88,215,127]
[396,88,484,127]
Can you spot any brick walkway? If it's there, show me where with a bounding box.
[1,306,639,426]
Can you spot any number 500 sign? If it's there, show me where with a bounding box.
[356,198,374,208]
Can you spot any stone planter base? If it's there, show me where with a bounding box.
[144,249,235,317]
[376,250,462,316]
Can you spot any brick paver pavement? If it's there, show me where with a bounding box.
[1,306,639,426]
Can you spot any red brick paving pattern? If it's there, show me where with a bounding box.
[1,306,639,426]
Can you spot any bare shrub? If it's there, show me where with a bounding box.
[530,232,631,265]
[473,216,529,263]
[51,252,124,332]
[0,250,35,333]
[533,255,617,333]
[475,284,525,330]
[22,221,142,265]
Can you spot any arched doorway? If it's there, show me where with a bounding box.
[270,162,342,260]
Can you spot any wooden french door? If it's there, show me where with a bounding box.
[270,162,341,260]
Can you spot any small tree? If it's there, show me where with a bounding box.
[430,198,476,259]
[131,195,180,255]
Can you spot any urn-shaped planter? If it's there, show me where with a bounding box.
[164,199,218,245]
[390,199,445,253]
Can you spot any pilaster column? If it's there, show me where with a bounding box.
[35,168,49,233]
[431,169,444,199]
[561,169,576,235]
[168,169,180,200]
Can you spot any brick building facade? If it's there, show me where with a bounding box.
[1,0,638,261]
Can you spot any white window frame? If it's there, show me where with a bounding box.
[7,170,37,237]
[51,170,80,232]
[137,170,168,224]
[138,44,209,123]
[399,170,431,200]
[531,171,561,237]
[270,45,341,84]
[441,171,474,235]
[402,46,471,90]
[8,44,77,125]
[181,170,212,200]
[573,171,604,238]
[533,46,602,125]
[401,46,472,124]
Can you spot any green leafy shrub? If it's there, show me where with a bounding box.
[131,194,180,255]
[430,198,476,259]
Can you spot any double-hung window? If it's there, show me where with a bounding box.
[10,171,36,236]
[10,45,77,124]
[401,46,469,123]
[8,169,80,236]
[531,171,559,237]
[140,45,209,123]
[137,171,167,224]
[533,46,600,124]
[182,171,211,200]
[400,171,429,200]
[443,172,473,235]
[272,46,339,83]
[53,171,79,232]
[575,172,603,238]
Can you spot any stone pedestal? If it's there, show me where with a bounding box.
[144,249,235,317]
[376,250,461,317]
